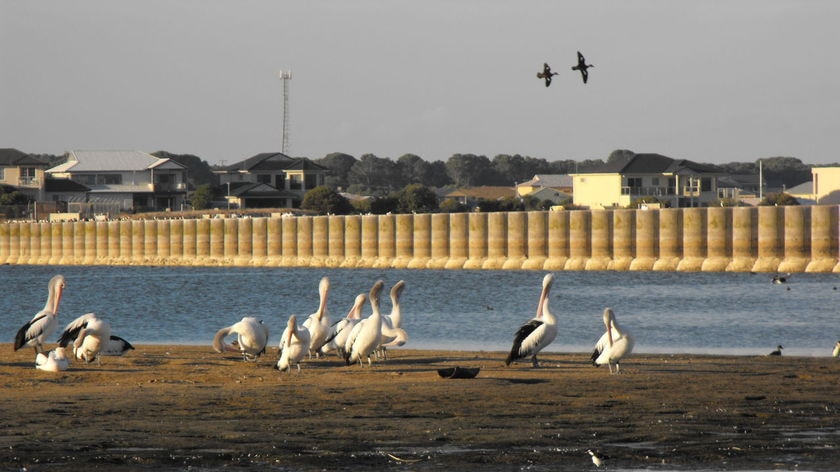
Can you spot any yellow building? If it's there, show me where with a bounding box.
[571,153,726,209]
[811,167,840,204]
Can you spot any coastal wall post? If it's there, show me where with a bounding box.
[654,209,681,271]
[678,207,706,271]
[408,213,431,269]
[311,215,329,267]
[429,213,451,269]
[610,210,634,271]
[808,205,839,272]
[446,213,468,269]
[342,215,361,268]
[394,213,414,269]
[702,206,730,271]
[754,206,783,272]
[587,209,611,270]
[779,206,810,273]
[483,212,505,270]
[544,210,569,270]
[464,212,488,270]
[567,210,590,270]
[521,211,547,270]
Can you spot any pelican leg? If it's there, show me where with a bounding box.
[607,362,615,374]
[531,356,540,368]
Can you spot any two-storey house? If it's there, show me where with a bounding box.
[214,152,329,208]
[47,150,188,212]
[0,148,52,201]
[571,153,726,209]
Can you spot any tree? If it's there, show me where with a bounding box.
[397,184,439,213]
[759,192,800,206]
[153,151,218,187]
[301,186,354,215]
[189,184,213,210]
[445,154,493,187]
[348,154,400,195]
[491,154,552,185]
[315,152,357,190]
[396,154,427,186]
[608,149,636,164]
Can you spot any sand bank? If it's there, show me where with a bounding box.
[1,344,838,471]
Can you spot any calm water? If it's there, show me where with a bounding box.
[2,264,838,357]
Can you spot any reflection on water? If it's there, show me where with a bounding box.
[2,265,838,356]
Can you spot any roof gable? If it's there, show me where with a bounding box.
[576,153,724,175]
[49,150,167,173]
[0,148,49,167]
[220,153,328,173]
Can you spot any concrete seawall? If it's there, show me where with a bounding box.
[3,206,840,272]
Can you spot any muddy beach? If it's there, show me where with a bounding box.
[1,344,838,471]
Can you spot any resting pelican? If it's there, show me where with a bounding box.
[345,280,385,367]
[57,313,112,364]
[769,345,784,356]
[14,275,66,354]
[276,315,310,373]
[35,347,70,372]
[101,335,135,356]
[378,280,408,358]
[571,51,593,84]
[833,341,840,357]
[320,293,367,358]
[505,273,557,367]
[302,276,331,358]
[536,62,558,87]
[591,308,635,373]
[212,317,270,361]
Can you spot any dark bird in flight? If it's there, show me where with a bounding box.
[571,51,593,84]
[536,63,558,87]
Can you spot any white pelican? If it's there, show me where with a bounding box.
[14,274,66,354]
[302,276,331,358]
[345,280,385,367]
[212,317,270,361]
[57,313,112,364]
[587,450,604,467]
[35,347,70,372]
[591,308,635,374]
[833,341,840,358]
[101,335,135,356]
[505,273,557,367]
[378,280,408,358]
[276,314,310,373]
[320,293,367,358]
[769,345,783,356]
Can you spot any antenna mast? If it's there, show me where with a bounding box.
[278,70,292,155]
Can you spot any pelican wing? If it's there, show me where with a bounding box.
[15,314,50,351]
[101,335,135,356]
[505,319,543,365]
[57,313,98,347]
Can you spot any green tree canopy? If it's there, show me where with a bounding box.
[397,184,439,213]
[189,184,213,210]
[301,186,354,215]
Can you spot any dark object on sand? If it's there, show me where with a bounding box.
[437,366,480,379]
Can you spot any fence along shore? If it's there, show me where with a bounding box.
[1,206,839,273]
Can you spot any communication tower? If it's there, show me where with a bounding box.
[278,70,292,155]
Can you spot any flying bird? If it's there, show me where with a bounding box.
[571,51,593,84]
[536,62,558,87]
[505,273,557,367]
[212,317,270,361]
[14,275,66,354]
[591,308,635,374]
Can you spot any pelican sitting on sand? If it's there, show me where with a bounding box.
[35,347,70,372]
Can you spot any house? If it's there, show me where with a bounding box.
[810,167,840,205]
[570,153,726,209]
[47,150,188,213]
[515,174,573,198]
[443,186,515,208]
[214,152,329,208]
[0,148,52,201]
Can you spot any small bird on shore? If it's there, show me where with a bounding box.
[505,273,557,368]
[769,345,783,356]
[833,341,840,357]
[536,62,558,87]
[35,347,70,372]
[572,51,593,84]
[587,449,603,467]
[771,273,791,284]
[14,275,66,355]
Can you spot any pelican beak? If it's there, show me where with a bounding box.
[53,282,64,314]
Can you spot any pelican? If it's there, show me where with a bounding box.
[101,335,135,356]
[571,51,593,84]
[276,315,310,373]
[769,345,784,356]
[591,308,635,373]
[302,276,331,358]
[587,450,604,468]
[833,341,840,357]
[378,280,408,358]
[536,62,558,87]
[14,275,66,354]
[57,313,112,364]
[212,317,270,361]
[320,293,367,358]
[345,280,385,367]
[35,347,70,372]
[505,273,557,367]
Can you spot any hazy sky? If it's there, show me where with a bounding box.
[2,1,838,166]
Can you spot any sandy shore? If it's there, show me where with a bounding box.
[1,344,838,471]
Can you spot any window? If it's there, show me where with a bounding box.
[0,168,5,181]
[257,174,271,185]
[651,177,660,186]
[289,174,302,190]
[98,174,122,185]
[20,167,37,185]
[627,177,642,188]
[701,177,712,192]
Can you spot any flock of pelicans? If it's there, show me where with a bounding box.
[14,273,839,375]
[12,273,638,374]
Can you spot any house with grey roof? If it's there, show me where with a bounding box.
[214,152,329,208]
[47,150,188,212]
[570,153,726,209]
